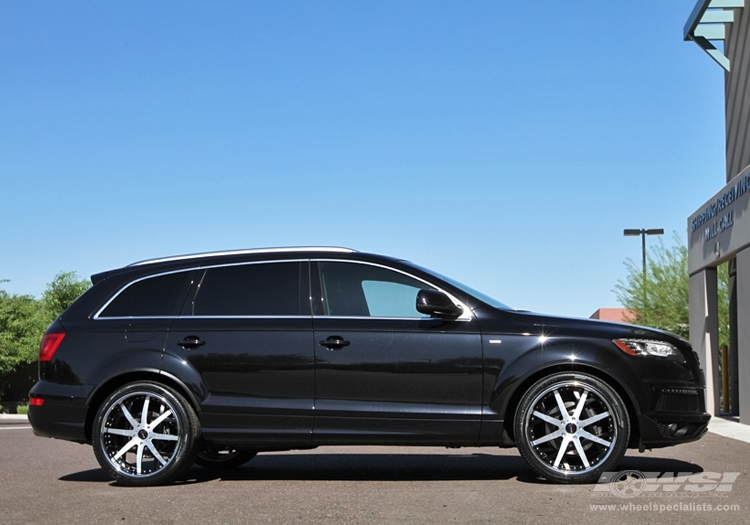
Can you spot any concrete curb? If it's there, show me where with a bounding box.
[708,416,750,444]
[0,414,29,420]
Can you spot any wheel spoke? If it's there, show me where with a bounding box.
[141,396,151,426]
[552,435,572,468]
[148,409,173,430]
[146,441,168,466]
[119,403,139,429]
[531,427,565,446]
[579,429,611,447]
[151,432,179,442]
[572,437,590,468]
[571,390,588,420]
[532,410,563,426]
[105,427,135,437]
[113,436,140,460]
[553,390,569,418]
[136,442,145,474]
[579,411,610,427]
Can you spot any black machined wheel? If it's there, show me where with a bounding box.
[195,442,257,469]
[92,382,200,486]
[514,372,630,484]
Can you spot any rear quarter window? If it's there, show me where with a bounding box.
[99,271,195,318]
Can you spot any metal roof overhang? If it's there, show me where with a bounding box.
[684,0,744,71]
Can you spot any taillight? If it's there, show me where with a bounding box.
[39,333,65,361]
[29,396,44,407]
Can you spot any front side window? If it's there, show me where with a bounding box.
[319,262,433,318]
[192,262,303,316]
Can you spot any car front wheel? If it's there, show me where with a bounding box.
[92,382,200,486]
[514,372,630,484]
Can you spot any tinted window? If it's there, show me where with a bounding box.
[100,271,194,317]
[193,262,302,316]
[319,262,432,317]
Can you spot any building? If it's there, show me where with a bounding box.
[589,308,634,323]
[684,0,750,423]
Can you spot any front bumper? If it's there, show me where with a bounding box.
[636,386,711,449]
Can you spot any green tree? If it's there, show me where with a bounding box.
[41,271,90,317]
[0,291,48,375]
[614,233,729,344]
[0,272,89,401]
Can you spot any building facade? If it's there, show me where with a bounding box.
[685,0,750,423]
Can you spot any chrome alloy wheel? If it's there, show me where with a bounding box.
[99,390,182,476]
[516,373,629,483]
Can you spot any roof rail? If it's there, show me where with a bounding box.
[128,247,356,267]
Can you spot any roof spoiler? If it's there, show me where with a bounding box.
[90,271,110,285]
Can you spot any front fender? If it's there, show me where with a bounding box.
[480,335,645,438]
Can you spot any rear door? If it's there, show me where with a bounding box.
[163,260,314,446]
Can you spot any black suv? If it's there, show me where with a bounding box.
[28,247,710,485]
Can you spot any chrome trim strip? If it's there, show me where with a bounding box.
[95,259,312,319]
[94,267,199,320]
[313,315,471,322]
[129,247,355,267]
[96,315,313,320]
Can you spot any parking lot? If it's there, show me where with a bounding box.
[1,416,748,525]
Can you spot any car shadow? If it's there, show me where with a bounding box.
[58,452,704,486]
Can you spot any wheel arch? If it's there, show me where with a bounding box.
[501,363,641,449]
[84,370,201,443]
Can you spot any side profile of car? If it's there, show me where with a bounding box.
[28,247,710,486]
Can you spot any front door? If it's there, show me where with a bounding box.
[311,260,483,444]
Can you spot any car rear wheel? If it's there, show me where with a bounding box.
[92,382,200,486]
[195,443,257,469]
[514,372,629,484]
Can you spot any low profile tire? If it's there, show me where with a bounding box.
[514,372,630,484]
[195,442,257,469]
[92,382,200,486]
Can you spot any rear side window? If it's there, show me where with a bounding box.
[99,271,194,318]
[192,262,303,316]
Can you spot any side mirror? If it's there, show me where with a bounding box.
[416,289,463,319]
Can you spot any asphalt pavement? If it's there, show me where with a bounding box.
[1,416,748,525]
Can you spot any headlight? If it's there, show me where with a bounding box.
[613,339,676,358]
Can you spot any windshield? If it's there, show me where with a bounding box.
[408,263,513,310]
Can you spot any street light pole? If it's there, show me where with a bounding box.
[624,228,664,324]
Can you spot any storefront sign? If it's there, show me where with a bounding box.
[688,167,750,275]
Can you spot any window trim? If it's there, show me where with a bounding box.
[94,259,311,320]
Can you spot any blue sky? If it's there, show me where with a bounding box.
[0,1,726,317]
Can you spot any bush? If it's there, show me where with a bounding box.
[0,271,89,402]
[16,404,28,415]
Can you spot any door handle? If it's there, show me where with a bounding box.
[319,336,350,350]
[177,336,206,349]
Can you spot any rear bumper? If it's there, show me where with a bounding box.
[28,381,91,444]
